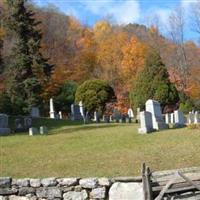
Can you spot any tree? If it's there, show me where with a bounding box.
[130,49,179,110]
[75,79,116,115]
[168,6,189,91]
[4,0,53,114]
[121,36,147,90]
[54,81,77,114]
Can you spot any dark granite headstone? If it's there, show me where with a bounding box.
[71,104,83,121]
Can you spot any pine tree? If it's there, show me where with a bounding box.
[5,0,53,113]
[130,49,179,110]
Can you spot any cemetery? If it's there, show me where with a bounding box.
[1,0,200,199]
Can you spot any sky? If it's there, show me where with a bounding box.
[33,0,200,42]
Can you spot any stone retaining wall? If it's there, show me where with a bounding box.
[0,177,143,200]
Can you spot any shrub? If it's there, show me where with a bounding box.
[75,79,116,114]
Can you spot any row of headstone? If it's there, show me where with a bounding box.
[49,98,63,119]
[0,114,11,136]
[71,104,83,121]
[92,107,136,124]
[15,116,32,132]
[165,111,185,126]
[188,111,200,124]
[29,126,48,136]
[138,99,168,134]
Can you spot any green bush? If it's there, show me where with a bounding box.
[75,79,116,114]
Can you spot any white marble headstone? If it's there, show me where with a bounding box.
[170,113,175,124]
[165,113,170,124]
[128,108,134,118]
[138,111,154,134]
[174,110,185,126]
[145,99,168,130]
[194,111,200,124]
[188,112,194,124]
[49,98,56,119]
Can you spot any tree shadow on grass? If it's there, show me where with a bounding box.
[49,124,119,135]
[4,122,120,137]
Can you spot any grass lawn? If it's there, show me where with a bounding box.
[1,118,200,178]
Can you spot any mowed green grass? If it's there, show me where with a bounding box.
[1,118,200,178]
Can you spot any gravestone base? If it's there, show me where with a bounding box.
[0,128,11,136]
[154,121,169,130]
[174,123,186,128]
[29,127,39,136]
[40,126,48,135]
[138,127,154,134]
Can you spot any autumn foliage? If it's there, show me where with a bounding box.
[1,1,200,114]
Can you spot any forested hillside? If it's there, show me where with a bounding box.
[0,0,200,115]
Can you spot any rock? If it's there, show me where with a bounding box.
[74,185,82,192]
[0,177,11,188]
[12,179,29,187]
[29,179,41,188]
[98,177,111,187]
[90,187,106,199]
[9,196,36,200]
[63,190,88,200]
[79,178,97,189]
[41,178,57,187]
[18,187,35,196]
[0,188,18,195]
[62,186,75,193]
[109,182,143,200]
[57,178,78,186]
[0,196,8,200]
[36,187,62,199]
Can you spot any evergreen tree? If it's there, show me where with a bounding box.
[130,49,179,110]
[5,0,53,114]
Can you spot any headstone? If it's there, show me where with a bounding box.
[79,101,85,118]
[30,107,40,118]
[58,111,62,119]
[188,112,194,124]
[126,117,132,123]
[15,116,24,132]
[174,110,185,126]
[83,112,89,124]
[94,111,100,123]
[120,115,126,123]
[24,116,32,129]
[170,113,175,124]
[165,113,170,124]
[136,108,140,122]
[0,114,10,135]
[113,109,121,122]
[104,115,110,123]
[127,108,134,118]
[194,111,200,124]
[71,104,83,121]
[138,111,154,134]
[145,99,168,130]
[29,127,39,136]
[49,98,56,119]
[40,126,48,135]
